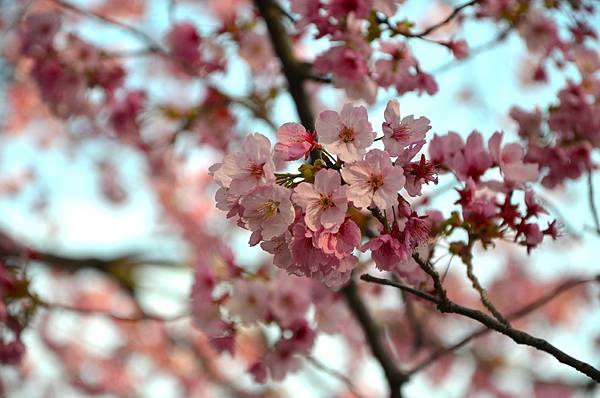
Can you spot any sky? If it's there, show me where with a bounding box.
[1,1,599,397]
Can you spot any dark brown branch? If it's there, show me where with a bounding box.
[253,2,404,395]
[405,275,600,376]
[587,169,600,234]
[254,0,315,131]
[402,0,480,38]
[342,280,407,398]
[360,273,600,382]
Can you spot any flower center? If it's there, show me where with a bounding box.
[248,163,264,178]
[318,194,334,210]
[258,199,279,219]
[369,175,384,191]
[338,126,355,143]
[391,125,410,142]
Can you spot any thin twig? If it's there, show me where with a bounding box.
[403,0,480,38]
[53,0,165,55]
[305,355,364,398]
[587,169,600,234]
[462,254,510,326]
[360,273,600,382]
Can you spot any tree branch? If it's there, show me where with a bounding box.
[462,253,510,325]
[587,169,600,234]
[341,280,407,398]
[404,274,600,376]
[360,273,600,382]
[38,300,188,323]
[402,0,480,38]
[254,0,315,131]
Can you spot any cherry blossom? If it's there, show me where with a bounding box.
[381,99,431,161]
[316,103,375,162]
[212,133,276,195]
[274,122,319,161]
[341,149,406,210]
[293,169,348,232]
[240,185,295,240]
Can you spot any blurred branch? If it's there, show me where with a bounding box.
[361,265,600,382]
[305,355,364,398]
[587,169,600,234]
[341,280,407,398]
[38,299,189,323]
[52,0,166,55]
[402,290,425,353]
[254,0,315,131]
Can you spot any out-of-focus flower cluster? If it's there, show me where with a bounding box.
[510,50,600,188]
[289,0,597,103]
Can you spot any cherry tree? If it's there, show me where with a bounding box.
[1,0,600,397]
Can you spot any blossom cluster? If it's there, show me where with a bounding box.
[211,100,440,287]
[510,58,600,188]
[290,0,597,103]
[211,100,553,288]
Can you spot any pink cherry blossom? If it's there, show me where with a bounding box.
[509,106,543,144]
[313,218,361,258]
[488,131,539,185]
[382,99,431,161]
[293,169,348,232]
[316,104,375,162]
[165,22,202,68]
[226,279,269,325]
[274,122,319,161]
[110,90,146,138]
[268,273,311,325]
[287,220,356,287]
[403,154,438,197]
[450,131,493,183]
[362,229,409,272]
[212,133,276,195]
[446,40,469,59]
[429,131,464,165]
[374,42,415,88]
[341,149,405,210]
[328,0,372,19]
[261,233,293,270]
[241,185,295,240]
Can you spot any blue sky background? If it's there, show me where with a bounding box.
[1,1,600,397]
